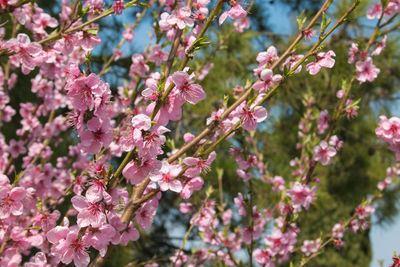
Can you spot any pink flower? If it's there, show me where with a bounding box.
[313,140,336,165]
[123,26,134,42]
[168,7,194,29]
[129,54,149,77]
[234,193,246,216]
[0,186,26,219]
[252,69,282,92]
[318,110,329,134]
[47,227,90,267]
[150,161,182,192]
[183,151,216,177]
[348,43,359,64]
[378,177,392,191]
[113,0,124,15]
[240,106,268,131]
[86,179,112,203]
[301,239,321,256]
[84,224,116,256]
[355,57,380,83]
[180,176,204,199]
[367,3,382,19]
[286,182,316,212]
[267,176,285,192]
[80,117,113,154]
[24,252,50,267]
[120,222,140,245]
[329,135,343,150]
[148,45,168,66]
[254,249,273,266]
[219,4,247,25]
[66,73,106,111]
[280,54,304,74]
[6,33,45,74]
[306,50,336,75]
[171,71,206,104]
[122,158,162,185]
[71,195,106,228]
[371,35,387,56]
[136,201,157,230]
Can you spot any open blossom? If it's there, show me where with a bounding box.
[313,140,336,165]
[150,161,182,192]
[71,195,106,227]
[0,186,26,218]
[184,151,216,177]
[6,33,45,74]
[47,227,90,267]
[287,182,316,212]
[306,50,336,75]
[80,117,113,154]
[148,45,168,66]
[371,35,387,56]
[181,176,204,199]
[172,71,206,104]
[123,158,162,185]
[301,239,321,256]
[168,7,194,29]
[219,4,247,25]
[355,57,380,83]
[252,69,282,92]
[254,249,273,266]
[267,176,285,192]
[129,54,149,77]
[240,106,268,132]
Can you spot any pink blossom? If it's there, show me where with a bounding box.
[80,117,113,154]
[0,186,26,219]
[234,192,246,216]
[306,50,336,75]
[219,4,247,25]
[148,45,168,66]
[318,110,329,134]
[86,179,111,203]
[47,227,90,267]
[378,177,392,191]
[254,248,273,266]
[329,135,343,150]
[129,54,149,77]
[6,33,45,74]
[313,140,336,165]
[348,42,359,64]
[122,158,162,185]
[252,69,282,92]
[184,151,216,177]
[367,3,382,19]
[301,239,321,256]
[24,252,50,267]
[371,35,387,56]
[120,222,140,245]
[168,7,194,29]
[240,106,268,132]
[171,71,206,104]
[355,57,380,83]
[71,195,106,227]
[113,0,125,15]
[286,182,316,212]
[150,161,182,192]
[136,201,157,230]
[84,224,116,256]
[233,17,250,32]
[267,176,285,192]
[180,176,204,199]
[123,26,134,42]
[280,54,304,74]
